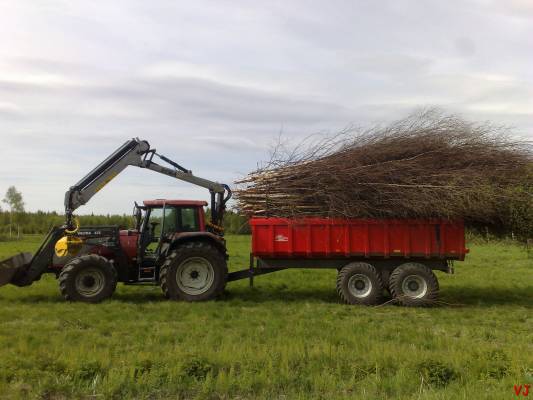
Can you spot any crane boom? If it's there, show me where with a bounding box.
[64,138,231,229]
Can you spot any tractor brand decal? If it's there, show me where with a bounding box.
[78,231,102,236]
[274,234,289,242]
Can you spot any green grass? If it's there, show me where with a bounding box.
[0,235,531,399]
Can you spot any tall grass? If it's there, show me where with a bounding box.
[0,235,531,399]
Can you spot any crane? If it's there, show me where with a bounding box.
[64,138,231,231]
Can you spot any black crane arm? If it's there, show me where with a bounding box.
[64,138,231,229]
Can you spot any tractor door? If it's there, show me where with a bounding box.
[138,206,174,280]
[137,205,203,281]
[143,207,165,255]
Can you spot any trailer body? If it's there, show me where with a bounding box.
[251,218,467,261]
[240,218,468,306]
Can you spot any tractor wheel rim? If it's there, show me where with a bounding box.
[75,268,105,297]
[402,275,428,298]
[347,274,372,298]
[176,257,215,296]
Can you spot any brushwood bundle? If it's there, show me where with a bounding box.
[235,109,532,237]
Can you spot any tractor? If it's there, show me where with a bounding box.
[0,139,232,302]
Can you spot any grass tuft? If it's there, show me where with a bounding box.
[417,360,459,387]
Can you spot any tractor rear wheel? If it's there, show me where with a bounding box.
[336,262,384,305]
[160,242,227,301]
[59,255,117,303]
[389,262,439,307]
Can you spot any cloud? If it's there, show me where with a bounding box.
[0,0,531,213]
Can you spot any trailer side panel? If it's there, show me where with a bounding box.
[250,218,467,261]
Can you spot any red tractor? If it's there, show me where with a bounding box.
[56,199,229,302]
[0,139,232,302]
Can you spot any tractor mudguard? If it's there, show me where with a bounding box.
[167,232,227,259]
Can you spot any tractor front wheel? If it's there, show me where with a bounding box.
[58,255,117,303]
[160,242,227,301]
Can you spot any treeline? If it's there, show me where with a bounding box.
[0,209,250,236]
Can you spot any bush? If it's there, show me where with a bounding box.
[181,357,212,381]
[417,360,459,387]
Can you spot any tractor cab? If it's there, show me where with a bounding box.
[137,200,207,256]
[119,199,225,282]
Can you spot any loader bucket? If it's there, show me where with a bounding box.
[0,252,32,287]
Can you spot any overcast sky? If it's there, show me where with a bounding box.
[1,0,532,214]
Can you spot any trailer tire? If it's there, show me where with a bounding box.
[389,262,439,307]
[160,242,227,301]
[336,262,384,305]
[59,255,117,303]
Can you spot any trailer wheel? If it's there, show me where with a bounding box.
[160,242,227,301]
[389,262,439,307]
[336,262,384,305]
[58,255,117,303]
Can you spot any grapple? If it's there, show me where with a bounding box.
[0,252,33,287]
[0,227,66,287]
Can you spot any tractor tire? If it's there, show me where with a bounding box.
[58,255,117,303]
[336,262,384,305]
[160,242,227,301]
[389,262,439,307]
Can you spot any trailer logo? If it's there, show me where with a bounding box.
[274,234,288,242]
[515,384,531,397]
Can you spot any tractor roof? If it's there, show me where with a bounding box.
[143,199,208,207]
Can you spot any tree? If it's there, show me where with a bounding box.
[3,186,25,213]
[3,186,25,238]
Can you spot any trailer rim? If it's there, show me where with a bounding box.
[347,274,373,298]
[401,274,428,298]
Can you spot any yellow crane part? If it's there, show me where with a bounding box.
[55,217,83,257]
[54,236,83,257]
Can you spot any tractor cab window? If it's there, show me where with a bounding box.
[146,207,180,240]
[143,206,200,255]
[163,207,177,234]
[179,207,199,232]
[148,208,164,238]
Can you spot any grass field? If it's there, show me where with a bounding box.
[0,235,531,399]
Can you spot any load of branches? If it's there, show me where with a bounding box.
[235,109,533,238]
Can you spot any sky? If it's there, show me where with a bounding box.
[0,0,532,214]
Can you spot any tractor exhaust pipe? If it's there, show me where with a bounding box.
[0,253,33,287]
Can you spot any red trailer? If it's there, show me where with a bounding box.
[227,218,468,306]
